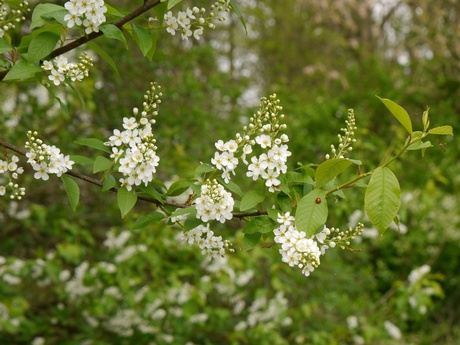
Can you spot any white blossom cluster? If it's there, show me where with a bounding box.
[273,213,322,277]
[41,53,93,86]
[326,108,357,160]
[274,213,364,277]
[408,264,430,286]
[0,155,25,199]
[0,0,29,38]
[25,131,74,181]
[211,94,291,192]
[105,83,161,191]
[161,0,230,41]
[180,223,233,259]
[195,179,234,223]
[63,0,107,34]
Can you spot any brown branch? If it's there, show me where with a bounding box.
[0,0,161,81]
[0,139,265,218]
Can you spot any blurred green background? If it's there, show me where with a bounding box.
[0,0,459,344]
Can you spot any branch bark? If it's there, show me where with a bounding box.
[0,139,267,219]
[0,0,161,81]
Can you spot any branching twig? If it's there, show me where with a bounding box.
[0,139,266,218]
[0,0,161,81]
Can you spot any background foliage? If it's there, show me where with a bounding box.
[0,0,459,344]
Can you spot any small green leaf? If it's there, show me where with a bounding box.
[87,41,119,77]
[167,0,183,10]
[407,140,432,151]
[61,175,80,211]
[66,81,86,109]
[242,216,275,234]
[239,190,264,212]
[218,178,243,197]
[315,158,354,189]
[93,156,113,173]
[267,208,281,222]
[0,38,11,54]
[194,163,215,177]
[167,180,194,196]
[184,213,202,231]
[30,3,66,29]
[154,2,168,25]
[377,96,413,134]
[139,185,164,204]
[100,24,127,46]
[229,0,248,34]
[276,193,292,213]
[428,125,453,136]
[243,232,261,251]
[70,155,94,165]
[132,211,164,230]
[145,31,158,61]
[364,167,401,234]
[295,189,328,237]
[422,108,430,132]
[117,187,137,218]
[74,138,111,153]
[170,206,195,219]
[3,61,42,81]
[132,24,152,57]
[102,174,116,191]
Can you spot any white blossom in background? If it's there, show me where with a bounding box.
[64,0,107,34]
[105,83,161,191]
[25,131,74,181]
[160,0,230,41]
[41,53,93,86]
[384,320,402,340]
[0,154,25,199]
[408,264,431,286]
[195,179,234,223]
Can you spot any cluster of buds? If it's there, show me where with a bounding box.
[326,109,357,159]
[159,0,230,41]
[0,0,29,38]
[42,53,93,86]
[315,223,364,252]
[0,155,25,199]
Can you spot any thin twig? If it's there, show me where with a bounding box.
[0,0,161,81]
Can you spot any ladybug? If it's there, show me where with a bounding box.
[315,198,322,204]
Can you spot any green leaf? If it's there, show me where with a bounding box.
[100,24,127,46]
[139,185,164,204]
[422,108,430,132]
[194,163,215,177]
[65,80,86,109]
[276,193,292,213]
[132,211,164,230]
[167,180,194,196]
[229,0,248,34]
[428,125,453,136]
[267,208,281,222]
[243,232,261,251]
[218,178,243,197]
[239,190,264,212]
[364,167,401,234]
[30,4,66,30]
[242,216,275,234]
[61,175,80,211]
[86,41,119,77]
[102,174,116,191]
[74,138,111,153]
[70,155,94,165]
[170,206,195,218]
[315,158,354,189]
[184,213,202,231]
[132,24,152,57]
[377,96,413,134]
[117,187,138,218]
[154,2,168,25]
[0,38,11,54]
[407,140,432,151]
[167,0,183,10]
[295,189,328,237]
[93,156,113,173]
[3,61,42,81]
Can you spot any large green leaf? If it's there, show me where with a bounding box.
[74,138,111,153]
[315,158,354,189]
[242,216,275,234]
[377,96,413,134]
[30,3,66,29]
[229,0,248,34]
[132,24,152,57]
[0,38,11,54]
[295,189,328,237]
[100,24,127,46]
[61,175,80,211]
[428,125,453,136]
[132,211,165,230]
[117,187,138,218]
[239,190,264,212]
[3,61,42,81]
[166,180,194,196]
[243,232,261,251]
[87,42,119,77]
[364,167,401,234]
[93,156,113,173]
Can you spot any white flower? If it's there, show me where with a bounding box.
[195,180,234,223]
[384,320,402,340]
[256,134,271,148]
